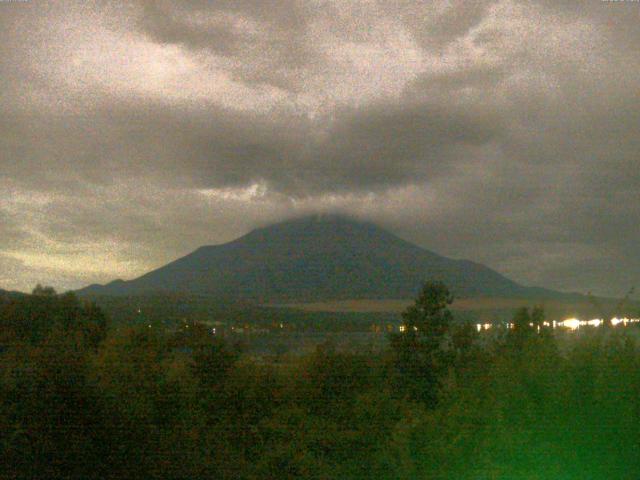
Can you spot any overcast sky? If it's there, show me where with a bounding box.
[1,0,639,296]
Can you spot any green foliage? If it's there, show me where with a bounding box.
[2,285,640,478]
[402,280,454,338]
[32,284,57,297]
[0,287,106,348]
[511,306,533,337]
[0,289,111,479]
[390,281,455,405]
[507,305,550,352]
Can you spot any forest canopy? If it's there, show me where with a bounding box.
[1,285,640,479]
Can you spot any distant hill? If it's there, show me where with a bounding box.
[0,288,22,299]
[78,215,578,302]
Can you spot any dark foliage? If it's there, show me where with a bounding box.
[389,281,455,405]
[1,285,640,478]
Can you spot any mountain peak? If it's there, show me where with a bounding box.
[77,217,555,301]
[249,214,380,236]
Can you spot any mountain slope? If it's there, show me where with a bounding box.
[0,288,25,300]
[78,215,568,301]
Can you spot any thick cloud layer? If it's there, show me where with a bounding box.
[0,0,638,296]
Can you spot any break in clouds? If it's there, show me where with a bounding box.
[0,0,639,295]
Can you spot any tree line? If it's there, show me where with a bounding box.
[1,282,640,478]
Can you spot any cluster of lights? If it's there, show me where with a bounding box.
[473,317,640,332]
[398,325,419,332]
[612,317,637,326]
[476,323,493,332]
[557,317,639,331]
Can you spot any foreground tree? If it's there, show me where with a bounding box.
[390,281,454,405]
[508,305,549,350]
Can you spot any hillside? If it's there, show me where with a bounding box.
[0,288,23,300]
[78,215,574,302]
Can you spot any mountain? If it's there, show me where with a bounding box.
[78,215,571,302]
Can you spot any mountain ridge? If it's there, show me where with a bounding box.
[77,215,578,301]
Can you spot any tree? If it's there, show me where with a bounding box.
[451,321,479,370]
[402,281,454,339]
[389,281,454,405]
[531,305,545,328]
[512,306,532,332]
[31,284,57,296]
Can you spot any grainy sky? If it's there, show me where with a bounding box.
[1,0,639,296]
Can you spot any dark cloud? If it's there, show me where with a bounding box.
[0,0,638,296]
[137,0,313,91]
[0,96,502,195]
